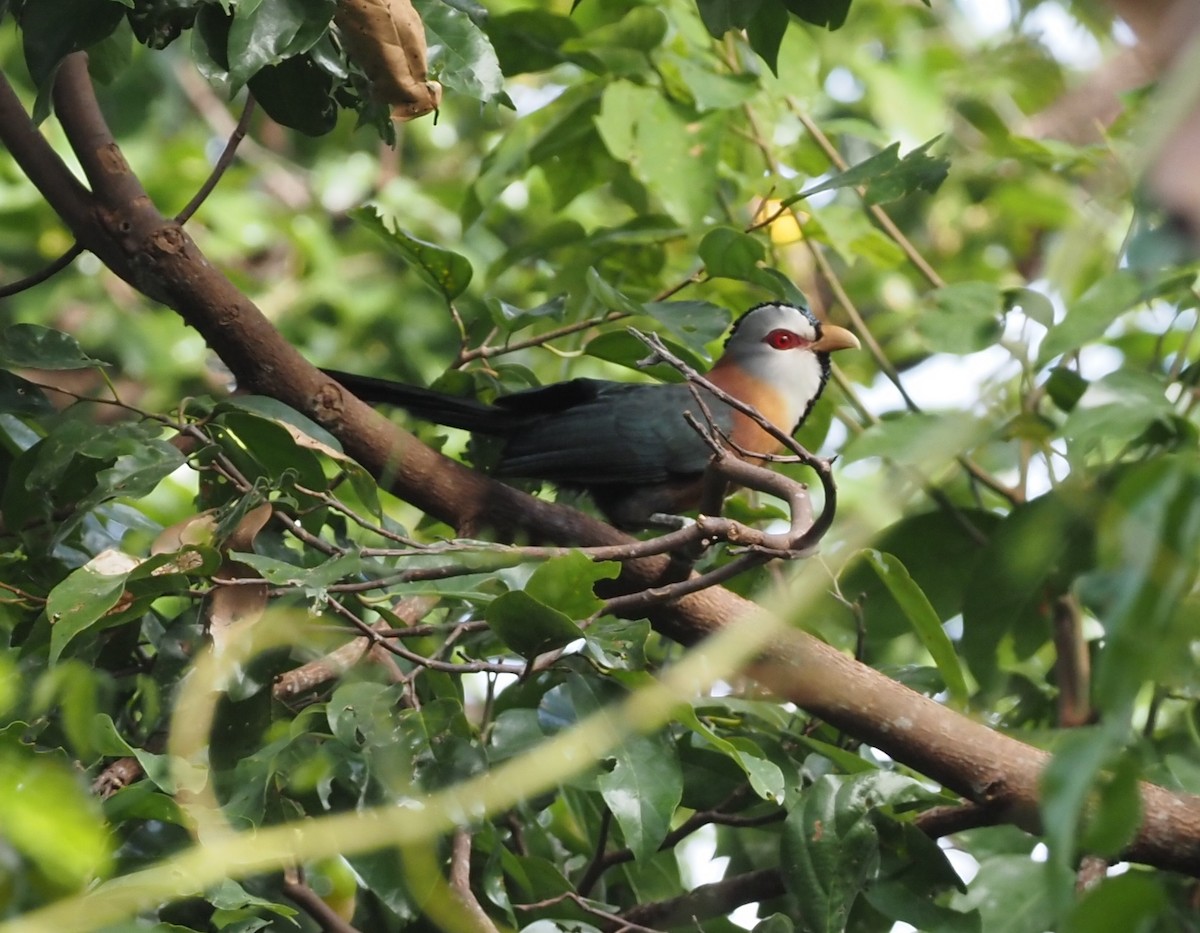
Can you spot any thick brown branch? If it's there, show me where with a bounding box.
[620,868,785,930]
[0,66,131,279]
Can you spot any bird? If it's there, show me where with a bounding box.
[326,302,858,528]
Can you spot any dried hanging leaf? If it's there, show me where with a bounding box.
[206,505,273,644]
[335,0,443,121]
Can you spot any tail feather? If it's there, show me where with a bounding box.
[323,369,516,435]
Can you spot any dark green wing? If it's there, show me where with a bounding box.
[495,380,732,485]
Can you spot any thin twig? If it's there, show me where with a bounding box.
[175,96,256,224]
[282,868,363,933]
[449,829,501,933]
[0,243,84,298]
[790,105,945,288]
[327,597,526,675]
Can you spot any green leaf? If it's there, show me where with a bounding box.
[842,412,990,471]
[584,267,642,315]
[525,552,620,620]
[564,5,667,54]
[950,855,1055,932]
[864,822,978,932]
[328,682,407,748]
[85,16,133,84]
[76,438,186,516]
[487,591,586,659]
[219,395,344,451]
[961,482,1097,692]
[695,0,753,37]
[217,396,380,515]
[247,52,336,135]
[839,510,1000,645]
[1061,369,1174,459]
[661,53,758,111]
[416,0,506,104]
[231,551,370,588]
[862,550,968,706]
[781,0,851,30]
[918,282,1004,354]
[1039,724,1125,900]
[747,1,790,73]
[1004,287,1055,327]
[1043,368,1087,412]
[1063,873,1168,933]
[698,227,784,293]
[1080,752,1141,855]
[640,301,733,357]
[598,732,683,863]
[93,715,175,792]
[1091,455,1200,714]
[487,9,579,76]
[227,0,335,88]
[484,295,568,330]
[0,746,112,887]
[595,81,721,226]
[676,705,786,803]
[46,553,133,664]
[1037,270,1142,364]
[353,207,474,301]
[0,324,107,370]
[20,0,126,96]
[780,773,929,933]
[787,138,949,207]
[584,330,705,380]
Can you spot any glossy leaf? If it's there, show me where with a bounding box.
[20,0,125,93]
[839,509,1000,643]
[598,732,683,863]
[787,138,949,207]
[780,773,930,933]
[524,552,620,620]
[227,0,335,88]
[0,324,107,370]
[417,0,506,104]
[862,550,968,706]
[247,53,336,135]
[46,556,131,663]
[353,207,474,300]
[487,591,586,659]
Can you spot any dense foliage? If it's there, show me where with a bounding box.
[2,1,1200,931]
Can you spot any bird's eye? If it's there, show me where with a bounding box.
[765,329,806,350]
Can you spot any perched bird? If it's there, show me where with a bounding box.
[327,302,858,528]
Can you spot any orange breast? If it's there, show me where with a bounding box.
[706,362,792,458]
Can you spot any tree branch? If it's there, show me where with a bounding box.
[619,868,785,930]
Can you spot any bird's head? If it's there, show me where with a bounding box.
[715,302,860,430]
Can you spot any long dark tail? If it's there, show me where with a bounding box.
[323,369,516,435]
